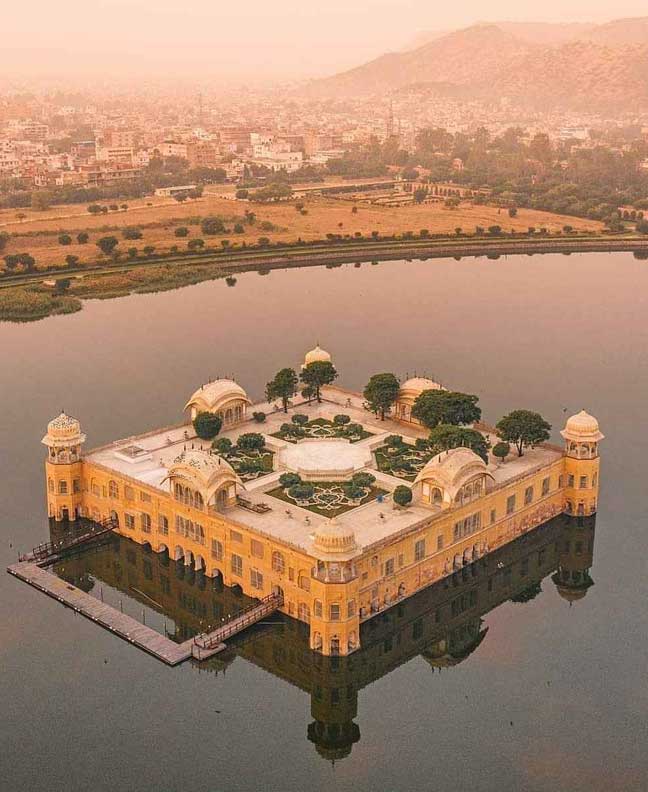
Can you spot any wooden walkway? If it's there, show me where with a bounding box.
[7,561,197,665]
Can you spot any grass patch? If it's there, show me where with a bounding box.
[271,416,373,444]
[0,286,82,322]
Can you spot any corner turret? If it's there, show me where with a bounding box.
[560,410,603,516]
[42,412,86,521]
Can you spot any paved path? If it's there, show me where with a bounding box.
[7,561,198,665]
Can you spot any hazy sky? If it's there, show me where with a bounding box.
[5,0,648,83]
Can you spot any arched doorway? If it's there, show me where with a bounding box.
[272,585,284,600]
[174,545,184,562]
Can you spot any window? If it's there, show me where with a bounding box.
[91,480,100,496]
[250,568,263,590]
[108,480,119,499]
[490,508,496,524]
[125,513,135,530]
[385,558,395,576]
[506,494,516,515]
[437,535,444,551]
[48,478,54,494]
[211,539,223,561]
[524,486,534,505]
[250,539,264,559]
[592,473,598,487]
[414,539,426,561]
[298,575,310,591]
[230,530,242,543]
[558,474,564,488]
[298,602,310,622]
[158,515,169,535]
[568,475,575,487]
[398,553,404,568]
[73,479,81,493]
[329,604,340,621]
[314,600,323,617]
[141,513,151,533]
[231,554,243,576]
[542,477,550,496]
[579,476,588,489]
[347,600,356,618]
[59,480,68,495]
[140,491,151,503]
[271,551,285,573]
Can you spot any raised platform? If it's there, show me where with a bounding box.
[7,561,196,665]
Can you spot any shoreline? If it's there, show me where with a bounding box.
[1,236,647,322]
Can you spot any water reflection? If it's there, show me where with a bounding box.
[52,514,596,762]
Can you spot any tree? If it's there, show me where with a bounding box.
[363,372,400,419]
[428,424,490,463]
[87,204,103,215]
[77,232,89,244]
[496,410,551,457]
[508,207,518,218]
[188,238,204,250]
[96,236,119,256]
[412,390,481,429]
[31,191,52,211]
[53,278,71,294]
[393,485,413,507]
[300,360,338,403]
[175,226,189,237]
[292,413,309,425]
[65,254,79,268]
[58,233,72,245]
[333,414,351,425]
[122,226,142,240]
[288,483,315,501]
[279,472,301,488]
[252,411,266,422]
[492,441,510,463]
[237,432,265,451]
[212,437,232,454]
[143,245,155,257]
[193,411,222,440]
[352,471,376,488]
[127,247,138,259]
[201,216,226,235]
[266,368,298,413]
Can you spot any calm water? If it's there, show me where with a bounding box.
[1,252,647,792]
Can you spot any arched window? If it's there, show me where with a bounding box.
[108,480,119,499]
[298,602,310,622]
[432,487,443,504]
[194,492,204,510]
[313,599,323,617]
[271,551,285,573]
[298,574,311,591]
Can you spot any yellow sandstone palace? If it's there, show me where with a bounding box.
[43,346,603,657]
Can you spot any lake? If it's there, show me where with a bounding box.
[1,252,647,792]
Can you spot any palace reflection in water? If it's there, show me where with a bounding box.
[52,513,596,762]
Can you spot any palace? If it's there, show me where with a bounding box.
[42,346,603,657]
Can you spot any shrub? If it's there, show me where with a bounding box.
[233,223,245,234]
[288,483,315,501]
[58,233,72,245]
[76,232,89,244]
[174,227,189,237]
[344,423,363,437]
[235,189,249,199]
[292,414,309,425]
[492,441,511,462]
[414,438,429,451]
[193,411,222,439]
[212,437,233,454]
[385,434,404,447]
[122,227,142,240]
[65,254,79,268]
[252,411,266,423]
[333,414,351,425]
[225,276,237,287]
[238,459,264,475]
[279,472,302,488]
[393,485,413,507]
[344,483,365,500]
[188,238,204,250]
[237,432,265,451]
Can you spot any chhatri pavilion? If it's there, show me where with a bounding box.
[43,345,603,656]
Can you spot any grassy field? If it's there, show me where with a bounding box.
[0,193,603,274]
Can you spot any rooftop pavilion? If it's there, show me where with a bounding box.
[84,383,564,557]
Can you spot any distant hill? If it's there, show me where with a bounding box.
[406,21,595,49]
[308,18,648,111]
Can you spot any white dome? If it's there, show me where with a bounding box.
[561,410,604,442]
[399,377,445,395]
[304,344,332,367]
[42,412,86,448]
[313,517,357,556]
[184,379,250,413]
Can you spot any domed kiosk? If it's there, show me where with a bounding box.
[302,343,332,369]
[184,379,251,427]
[561,410,603,516]
[414,447,494,507]
[394,376,446,424]
[42,412,86,521]
[166,449,245,514]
